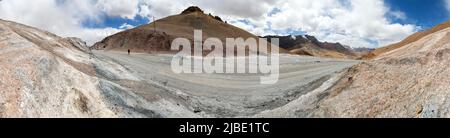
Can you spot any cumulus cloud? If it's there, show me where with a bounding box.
[0,0,419,48]
[135,0,420,48]
[119,23,135,29]
[138,0,190,19]
[194,0,277,20]
[264,0,418,48]
[389,11,407,20]
[446,0,450,14]
[0,0,123,45]
[97,0,139,19]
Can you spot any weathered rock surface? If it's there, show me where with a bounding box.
[0,19,198,118]
[62,37,91,53]
[312,24,450,118]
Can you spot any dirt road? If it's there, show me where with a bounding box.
[93,51,359,117]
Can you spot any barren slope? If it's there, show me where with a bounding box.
[92,6,286,54]
[310,23,450,117]
[0,19,198,118]
[362,21,450,59]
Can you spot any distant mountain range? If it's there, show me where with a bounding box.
[92,6,373,59]
[262,35,373,59]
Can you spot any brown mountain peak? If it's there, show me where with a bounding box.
[181,6,204,14]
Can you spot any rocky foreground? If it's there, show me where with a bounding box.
[313,26,450,117]
[0,19,197,117]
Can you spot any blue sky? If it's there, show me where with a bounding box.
[385,0,450,29]
[85,0,450,32]
[83,15,149,29]
[81,0,450,47]
[1,0,449,47]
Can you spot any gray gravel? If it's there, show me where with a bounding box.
[93,51,359,117]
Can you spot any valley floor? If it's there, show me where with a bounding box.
[93,51,359,117]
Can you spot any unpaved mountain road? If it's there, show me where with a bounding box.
[93,51,360,117]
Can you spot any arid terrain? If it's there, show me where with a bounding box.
[311,24,450,118]
[0,18,360,117]
[361,21,450,60]
[0,19,200,117]
[2,5,450,118]
[93,51,359,117]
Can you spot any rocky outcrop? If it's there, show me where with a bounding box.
[181,6,204,14]
[62,37,90,53]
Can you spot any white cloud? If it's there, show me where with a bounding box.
[446,0,450,14]
[0,0,419,48]
[194,0,277,20]
[134,0,418,48]
[138,0,190,19]
[0,0,125,45]
[389,11,407,20]
[263,0,418,48]
[230,20,267,36]
[75,27,123,45]
[119,23,135,29]
[96,0,139,19]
